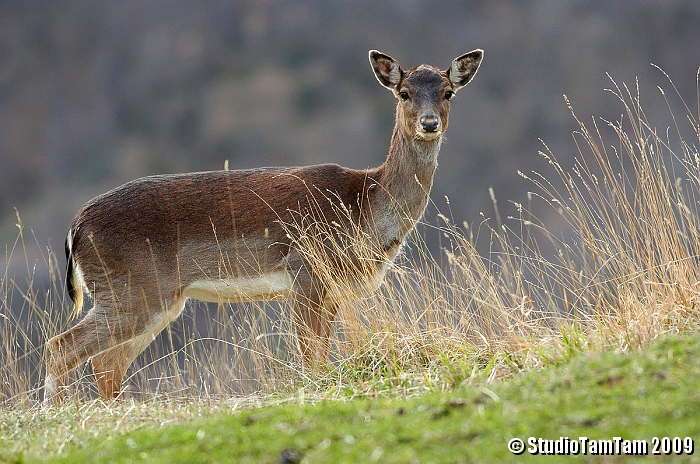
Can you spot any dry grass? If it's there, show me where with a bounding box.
[2,72,700,432]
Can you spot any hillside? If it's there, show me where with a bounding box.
[3,330,700,462]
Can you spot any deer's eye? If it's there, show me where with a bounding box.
[399,91,410,101]
[444,90,454,101]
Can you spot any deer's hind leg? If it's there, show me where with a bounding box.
[90,342,141,400]
[44,293,187,404]
[91,295,187,400]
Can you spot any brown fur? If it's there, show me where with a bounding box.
[44,49,483,404]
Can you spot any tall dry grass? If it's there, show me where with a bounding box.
[1,71,699,410]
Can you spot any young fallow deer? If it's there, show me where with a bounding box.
[44,49,483,404]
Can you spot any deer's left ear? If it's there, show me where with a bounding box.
[447,49,483,92]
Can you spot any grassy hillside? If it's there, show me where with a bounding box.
[2,72,700,462]
[2,330,698,462]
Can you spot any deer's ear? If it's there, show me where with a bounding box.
[369,50,403,90]
[447,49,483,92]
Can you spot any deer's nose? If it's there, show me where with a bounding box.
[420,115,439,132]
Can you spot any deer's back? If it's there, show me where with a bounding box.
[70,164,378,288]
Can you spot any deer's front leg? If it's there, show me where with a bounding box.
[291,280,338,367]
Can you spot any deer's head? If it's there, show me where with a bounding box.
[370,49,483,141]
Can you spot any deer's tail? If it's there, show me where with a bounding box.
[65,229,84,319]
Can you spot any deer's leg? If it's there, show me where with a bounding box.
[91,295,186,400]
[44,304,116,405]
[291,282,338,367]
[44,295,186,405]
[91,341,141,400]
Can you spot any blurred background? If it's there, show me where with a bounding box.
[1,0,699,279]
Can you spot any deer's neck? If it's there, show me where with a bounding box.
[373,126,441,236]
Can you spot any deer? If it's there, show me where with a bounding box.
[43,49,483,404]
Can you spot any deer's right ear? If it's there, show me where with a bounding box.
[369,50,403,90]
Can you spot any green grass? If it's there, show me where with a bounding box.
[3,330,698,463]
